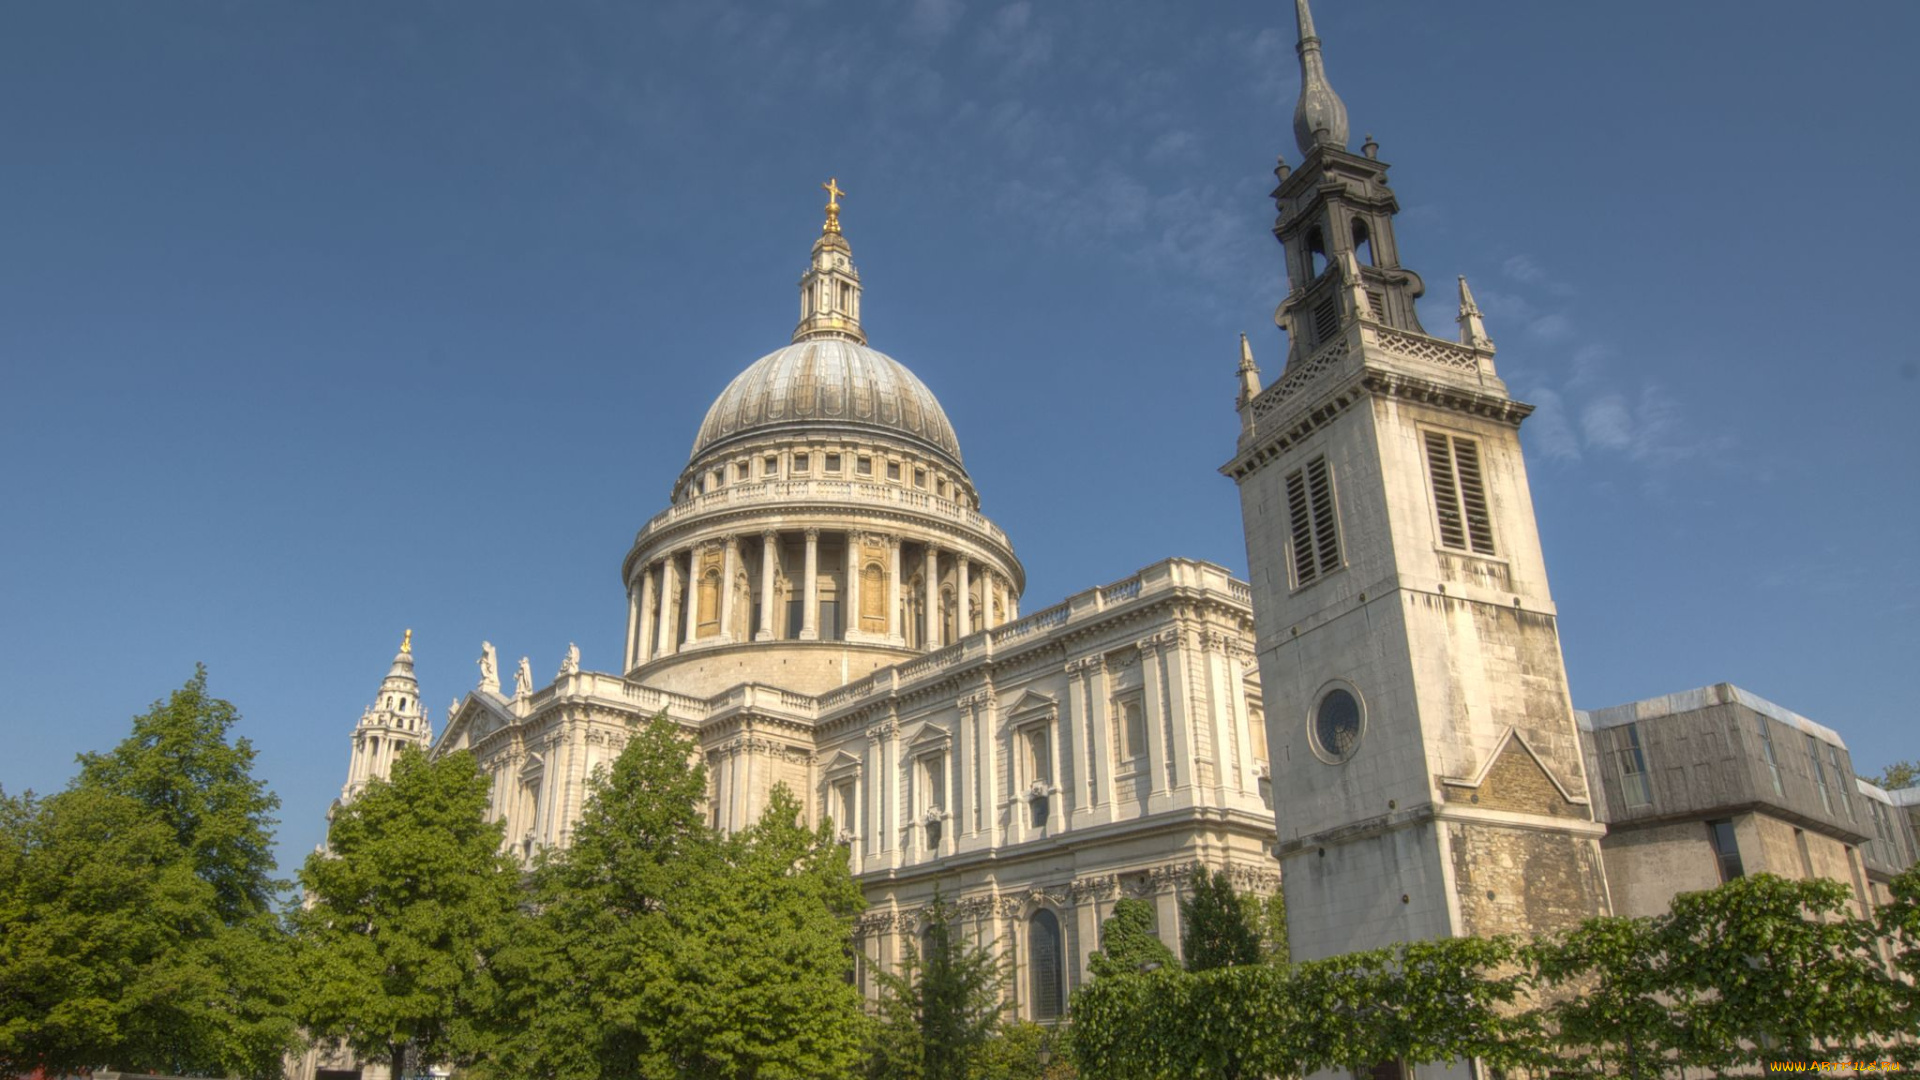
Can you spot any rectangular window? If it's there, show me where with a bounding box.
[793,453,810,473]
[914,467,927,489]
[1828,745,1854,821]
[825,452,842,473]
[1757,716,1785,796]
[765,455,779,476]
[736,462,750,481]
[1119,695,1148,762]
[887,461,901,481]
[1423,431,1496,555]
[856,455,872,476]
[831,781,856,839]
[1809,735,1834,816]
[1708,819,1744,882]
[1614,723,1653,808]
[1024,726,1051,786]
[1283,455,1341,588]
[921,753,947,812]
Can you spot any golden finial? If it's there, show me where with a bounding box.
[400,628,412,654]
[822,177,846,234]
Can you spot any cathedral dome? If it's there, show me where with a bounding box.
[690,338,963,466]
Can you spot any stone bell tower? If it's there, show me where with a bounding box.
[1222,0,1610,969]
[340,630,432,805]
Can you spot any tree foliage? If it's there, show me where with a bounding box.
[293,747,517,1079]
[1073,871,1920,1079]
[492,717,868,1080]
[868,895,1007,1080]
[1179,868,1262,972]
[1086,898,1175,979]
[0,670,295,1080]
[1873,759,1919,791]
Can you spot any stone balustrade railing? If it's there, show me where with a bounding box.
[633,478,1012,549]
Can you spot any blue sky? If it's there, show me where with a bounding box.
[3,0,1916,874]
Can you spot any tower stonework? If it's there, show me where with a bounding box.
[1224,0,1609,970]
[340,631,432,805]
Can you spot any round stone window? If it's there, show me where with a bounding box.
[1311,684,1364,764]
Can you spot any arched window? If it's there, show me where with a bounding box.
[1306,226,1328,278]
[861,561,885,629]
[1351,216,1374,266]
[1029,909,1064,1020]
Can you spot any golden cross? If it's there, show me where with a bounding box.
[821,177,847,233]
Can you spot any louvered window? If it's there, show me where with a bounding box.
[1312,293,1340,344]
[1423,431,1496,555]
[1283,455,1341,588]
[1809,735,1834,816]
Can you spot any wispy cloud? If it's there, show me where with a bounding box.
[978,2,1052,74]
[903,0,965,42]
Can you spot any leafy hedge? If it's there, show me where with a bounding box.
[1073,871,1920,1078]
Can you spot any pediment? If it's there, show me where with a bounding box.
[822,749,864,778]
[903,721,952,753]
[1005,689,1057,724]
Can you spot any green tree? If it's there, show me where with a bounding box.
[1656,873,1891,1071]
[1251,890,1289,966]
[1179,868,1260,972]
[972,1020,1074,1080]
[1532,914,1678,1079]
[1873,760,1919,791]
[1875,865,1920,1066]
[868,895,1006,1080]
[0,671,297,1080]
[653,784,868,1079]
[1085,898,1174,979]
[294,747,517,1080]
[495,714,716,1080]
[76,665,284,923]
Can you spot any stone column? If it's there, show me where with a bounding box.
[844,532,860,642]
[800,528,820,641]
[757,531,777,641]
[923,544,940,650]
[887,536,903,642]
[655,558,675,658]
[625,581,641,670]
[720,535,738,643]
[957,555,972,639]
[638,567,657,664]
[681,549,699,649]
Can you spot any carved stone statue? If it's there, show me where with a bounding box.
[558,642,580,676]
[514,656,533,697]
[478,642,500,692]
[449,697,462,724]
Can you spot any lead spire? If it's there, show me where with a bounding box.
[1291,0,1349,156]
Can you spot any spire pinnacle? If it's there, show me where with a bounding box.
[400,628,412,654]
[1457,276,1494,351]
[1236,332,1263,421]
[1291,0,1350,156]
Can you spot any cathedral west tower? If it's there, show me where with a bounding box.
[1224,0,1610,971]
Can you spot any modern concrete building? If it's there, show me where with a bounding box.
[1579,683,1916,917]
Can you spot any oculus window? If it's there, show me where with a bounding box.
[1310,683,1363,764]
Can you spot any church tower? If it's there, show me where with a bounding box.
[340,630,432,804]
[1223,0,1610,968]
